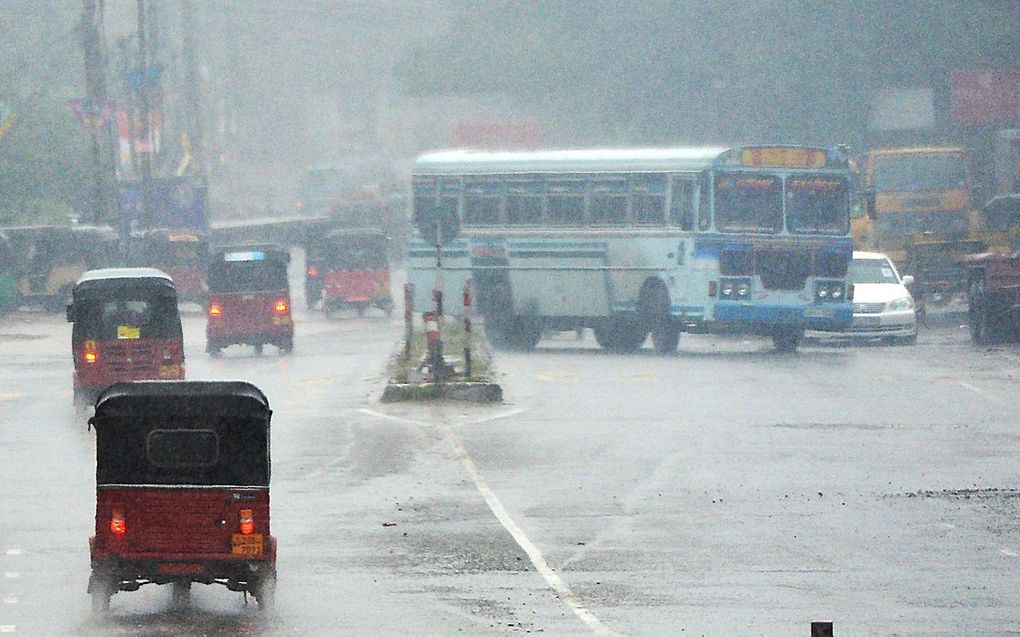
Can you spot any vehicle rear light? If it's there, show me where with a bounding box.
[274,299,289,314]
[239,509,255,535]
[307,265,318,277]
[208,303,223,318]
[84,347,98,364]
[110,509,126,535]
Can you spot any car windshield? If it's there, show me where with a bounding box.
[850,258,900,284]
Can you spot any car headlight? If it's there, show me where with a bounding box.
[888,296,914,311]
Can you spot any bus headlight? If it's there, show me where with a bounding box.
[719,277,751,300]
[815,281,845,302]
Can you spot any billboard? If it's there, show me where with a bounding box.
[869,88,935,131]
[951,69,1020,126]
[120,177,208,234]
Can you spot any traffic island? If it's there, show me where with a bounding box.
[381,322,503,404]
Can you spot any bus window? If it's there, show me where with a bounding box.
[698,174,712,231]
[631,174,666,225]
[670,177,696,230]
[506,178,544,225]
[590,178,627,226]
[786,176,849,235]
[713,173,782,234]
[464,179,503,225]
[547,179,585,225]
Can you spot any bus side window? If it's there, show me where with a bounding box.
[507,178,544,225]
[670,177,695,230]
[631,174,667,225]
[464,179,503,225]
[697,173,712,231]
[590,177,627,226]
[547,179,585,226]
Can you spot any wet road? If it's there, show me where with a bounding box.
[1,291,1019,634]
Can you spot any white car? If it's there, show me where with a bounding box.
[813,251,917,344]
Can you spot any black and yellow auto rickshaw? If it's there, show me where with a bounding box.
[88,381,276,613]
[67,268,185,411]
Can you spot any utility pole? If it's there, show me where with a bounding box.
[136,0,153,229]
[181,0,205,177]
[78,0,115,227]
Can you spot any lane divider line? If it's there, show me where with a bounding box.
[358,408,615,635]
[0,625,15,633]
[467,408,527,426]
[958,380,1005,404]
[3,550,21,556]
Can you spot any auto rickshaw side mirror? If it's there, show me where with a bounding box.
[901,275,915,287]
[66,303,75,322]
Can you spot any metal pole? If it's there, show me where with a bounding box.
[180,0,205,177]
[403,282,413,362]
[136,0,153,229]
[429,223,445,378]
[79,0,114,227]
[463,279,472,378]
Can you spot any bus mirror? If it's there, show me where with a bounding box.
[65,303,75,322]
[415,206,460,247]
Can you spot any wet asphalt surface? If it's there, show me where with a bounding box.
[1,278,1019,634]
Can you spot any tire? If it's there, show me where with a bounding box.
[255,573,276,613]
[487,317,541,351]
[207,343,222,357]
[171,581,191,610]
[772,328,802,353]
[969,279,1003,345]
[89,573,114,615]
[651,322,680,354]
[253,343,264,356]
[279,338,294,355]
[639,282,678,354]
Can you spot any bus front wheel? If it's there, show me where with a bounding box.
[772,328,802,353]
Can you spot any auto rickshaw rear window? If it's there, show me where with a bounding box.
[208,261,288,293]
[146,429,219,468]
[74,295,180,339]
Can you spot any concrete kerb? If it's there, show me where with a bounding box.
[381,381,503,403]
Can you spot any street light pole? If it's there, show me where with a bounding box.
[136,0,153,230]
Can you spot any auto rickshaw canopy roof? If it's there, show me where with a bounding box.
[72,268,177,300]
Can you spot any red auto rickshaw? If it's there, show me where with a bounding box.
[67,268,185,412]
[206,245,294,355]
[88,381,276,613]
[320,229,393,316]
[127,229,210,304]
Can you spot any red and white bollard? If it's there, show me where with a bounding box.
[403,283,414,362]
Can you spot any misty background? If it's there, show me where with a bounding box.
[1,0,1018,225]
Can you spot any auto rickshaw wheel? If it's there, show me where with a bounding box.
[255,573,276,613]
[89,574,114,614]
[253,343,264,356]
[279,338,293,355]
[171,581,191,609]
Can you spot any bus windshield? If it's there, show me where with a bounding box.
[872,153,967,193]
[713,173,783,233]
[786,176,849,235]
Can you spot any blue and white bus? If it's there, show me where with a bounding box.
[408,145,855,352]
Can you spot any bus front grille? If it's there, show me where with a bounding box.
[757,250,810,290]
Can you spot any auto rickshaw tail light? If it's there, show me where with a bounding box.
[274,299,289,315]
[110,509,126,535]
[84,348,98,364]
[239,509,255,535]
[208,303,223,318]
[307,265,318,277]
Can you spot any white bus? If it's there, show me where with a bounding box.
[407,145,855,352]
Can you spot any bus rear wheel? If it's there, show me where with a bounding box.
[487,317,541,351]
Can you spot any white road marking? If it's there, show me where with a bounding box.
[358,407,615,635]
[0,391,22,401]
[3,549,21,556]
[2,573,18,580]
[1001,548,1017,557]
[0,625,14,633]
[467,408,526,426]
[958,380,1004,404]
[2,597,16,605]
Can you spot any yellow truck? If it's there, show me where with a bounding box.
[854,147,985,305]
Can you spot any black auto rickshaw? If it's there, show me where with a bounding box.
[67,268,185,412]
[206,245,294,355]
[88,381,276,613]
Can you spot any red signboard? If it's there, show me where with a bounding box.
[951,69,1020,125]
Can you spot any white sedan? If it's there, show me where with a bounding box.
[812,251,917,344]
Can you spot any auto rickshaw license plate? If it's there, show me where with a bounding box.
[117,325,141,339]
[232,533,263,555]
